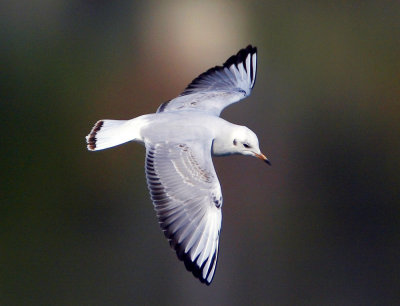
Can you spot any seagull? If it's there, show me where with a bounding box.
[86,45,270,285]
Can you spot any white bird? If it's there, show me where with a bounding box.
[86,45,270,285]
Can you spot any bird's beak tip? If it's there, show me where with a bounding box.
[255,153,271,166]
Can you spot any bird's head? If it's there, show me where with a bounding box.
[230,126,271,165]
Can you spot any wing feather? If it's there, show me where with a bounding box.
[145,141,222,285]
[156,45,257,116]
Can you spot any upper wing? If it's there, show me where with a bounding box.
[145,140,222,285]
[157,45,257,116]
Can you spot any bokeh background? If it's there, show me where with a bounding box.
[2,1,399,305]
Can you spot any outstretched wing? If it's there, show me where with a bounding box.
[157,45,257,116]
[145,140,222,285]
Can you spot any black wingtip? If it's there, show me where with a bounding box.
[223,45,257,70]
[180,45,258,97]
[177,248,216,285]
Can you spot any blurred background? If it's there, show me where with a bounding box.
[2,0,399,305]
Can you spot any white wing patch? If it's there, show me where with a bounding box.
[145,141,222,285]
[157,45,257,116]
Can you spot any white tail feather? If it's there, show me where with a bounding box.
[86,119,142,151]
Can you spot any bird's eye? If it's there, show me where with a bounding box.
[243,143,250,148]
[233,139,237,146]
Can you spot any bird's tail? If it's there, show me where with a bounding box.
[86,118,144,151]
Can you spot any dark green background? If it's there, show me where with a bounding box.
[2,1,399,305]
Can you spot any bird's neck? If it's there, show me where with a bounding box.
[211,122,236,156]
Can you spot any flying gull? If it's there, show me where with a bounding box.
[86,45,270,285]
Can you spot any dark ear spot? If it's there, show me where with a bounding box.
[233,139,237,146]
